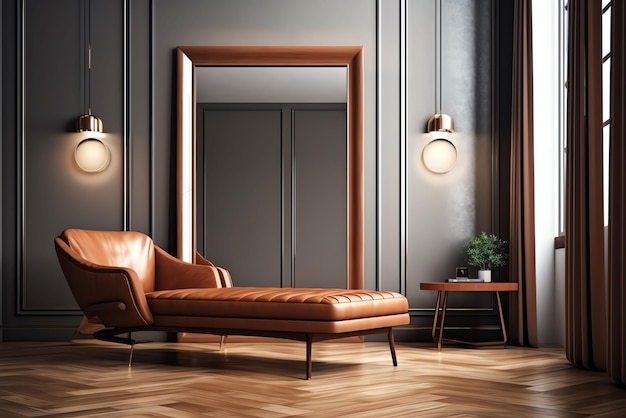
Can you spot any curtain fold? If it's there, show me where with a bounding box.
[565,0,606,371]
[508,0,537,347]
[607,0,626,386]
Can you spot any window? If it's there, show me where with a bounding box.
[558,0,568,235]
[557,1,612,233]
[602,1,611,226]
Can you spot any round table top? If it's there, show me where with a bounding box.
[420,281,519,291]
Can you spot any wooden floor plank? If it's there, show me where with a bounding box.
[0,340,624,417]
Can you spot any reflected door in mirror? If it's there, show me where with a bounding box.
[197,103,347,288]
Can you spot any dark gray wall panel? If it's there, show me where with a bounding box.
[378,0,402,294]
[293,109,347,288]
[22,0,124,310]
[129,0,153,235]
[202,109,283,287]
[2,0,18,336]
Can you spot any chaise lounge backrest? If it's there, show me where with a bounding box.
[55,229,158,328]
[63,228,157,293]
[56,228,235,327]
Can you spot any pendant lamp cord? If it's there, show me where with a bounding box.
[88,44,92,115]
[438,0,443,115]
[85,0,92,115]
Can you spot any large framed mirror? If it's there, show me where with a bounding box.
[176,46,363,289]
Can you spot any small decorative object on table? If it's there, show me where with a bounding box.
[447,267,482,282]
[455,267,468,279]
[465,232,507,282]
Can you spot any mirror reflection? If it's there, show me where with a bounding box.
[197,67,347,288]
[196,66,347,103]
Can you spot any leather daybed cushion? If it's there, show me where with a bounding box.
[147,287,408,334]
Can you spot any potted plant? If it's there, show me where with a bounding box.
[465,232,507,282]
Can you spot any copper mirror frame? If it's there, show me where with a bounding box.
[176,46,364,289]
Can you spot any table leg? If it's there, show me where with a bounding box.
[437,291,449,351]
[431,291,442,340]
[495,291,508,347]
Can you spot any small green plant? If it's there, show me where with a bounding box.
[465,232,507,270]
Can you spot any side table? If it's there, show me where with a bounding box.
[420,282,519,351]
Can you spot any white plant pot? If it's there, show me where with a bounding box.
[478,270,491,282]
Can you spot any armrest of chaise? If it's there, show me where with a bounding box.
[195,252,233,288]
[54,237,154,328]
[154,245,225,290]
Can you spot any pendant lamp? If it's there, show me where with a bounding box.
[423,0,456,174]
[75,0,109,173]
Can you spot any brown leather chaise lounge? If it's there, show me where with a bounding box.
[54,228,410,379]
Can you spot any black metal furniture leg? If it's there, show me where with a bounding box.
[306,333,312,380]
[387,328,398,366]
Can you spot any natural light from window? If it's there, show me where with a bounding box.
[559,1,612,231]
[558,0,568,235]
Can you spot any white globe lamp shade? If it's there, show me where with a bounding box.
[422,138,457,174]
[75,138,111,173]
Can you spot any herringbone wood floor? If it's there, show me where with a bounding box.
[0,339,624,417]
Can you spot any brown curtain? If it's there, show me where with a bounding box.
[565,0,606,371]
[508,0,538,347]
[607,0,626,386]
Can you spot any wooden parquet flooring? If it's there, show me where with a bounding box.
[0,340,624,417]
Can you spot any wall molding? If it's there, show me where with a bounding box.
[375,0,381,291]
[123,0,131,231]
[16,0,130,315]
[16,0,27,314]
[16,0,73,314]
[400,0,407,296]
[149,0,155,238]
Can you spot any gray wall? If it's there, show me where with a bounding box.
[2,0,500,341]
